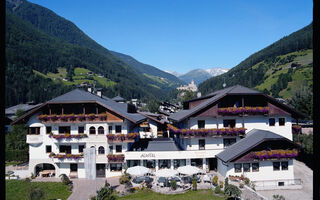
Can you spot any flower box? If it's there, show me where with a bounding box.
[107,154,125,162]
[77,114,86,121]
[218,106,269,115]
[97,113,107,120]
[168,124,246,137]
[87,113,96,120]
[51,153,84,159]
[107,133,139,142]
[37,114,48,121]
[253,149,298,160]
[49,133,88,140]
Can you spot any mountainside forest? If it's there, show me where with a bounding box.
[199,23,313,118]
[5,0,180,107]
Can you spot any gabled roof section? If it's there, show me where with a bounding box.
[12,89,146,124]
[143,138,181,151]
[216,129,295,163]
[169,85,304,122]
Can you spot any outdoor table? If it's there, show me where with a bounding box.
[40,170,55,177]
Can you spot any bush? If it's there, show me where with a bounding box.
[28,186,46,200]
[59,174,72,185]
[224,177,229,187]
[239,183,244,188]
[91,185,116,200]
[244,177,250,186]
[119,173,131,184]
[212,175,218,186]
[224,184,242,199]
[31,173,35,179]
[192,177,197,191]
[24,177,31,182]
[170,180,177,190]
[219,180,224,189]
[273,194,286,200]
[214,186,222,194]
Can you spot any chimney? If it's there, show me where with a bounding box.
[96,88,102,98]
[88,87,92,93]
[197,92,202,98]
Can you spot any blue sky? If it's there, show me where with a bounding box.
[29,0,313,74]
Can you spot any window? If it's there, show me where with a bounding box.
[234,163,242,173]
[199,139,205,150]
[173,159,186,169]
[70,164,78,172]
[143,160,156,169]
[110,163,122,171]
[79,145,85,153]
[278,182,285,186]
[273,162,280,171]
[59,126,70,134]
[78,126,84,134]
[198,120,205,129]
[116,145,122,153]
[98,146,105,154]
[159,159,171,169]
[191,159,203,168]
[89,126,96,134]
[29,127,40,135]
[109,145,113,154]
[223,138,236,148]
[108,126,113,133]
[46,126,52,134]
[98,126,104,134]
[243,163,250,172]
[127,160,141,167]
[269,118,275,126]
[46,145,52,153]
[252,163,259,172]
[281,161,288,170]
[59,145,71,154]
[223,119,236,128]
[279,118,285,126]
[115,125,122,133]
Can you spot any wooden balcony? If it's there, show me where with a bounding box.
[107,154,125,163]
[106,133,139,143]
[37,113,123,123]
[218,106,269,116]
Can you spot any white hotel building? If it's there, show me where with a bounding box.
[13,85,304,189]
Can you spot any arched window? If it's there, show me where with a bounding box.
[89,126,96,134]
[98,146,105,154]
[98,126,104,134]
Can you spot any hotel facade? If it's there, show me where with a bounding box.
[13,85,303,189]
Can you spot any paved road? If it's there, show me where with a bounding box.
[258,159,313,200]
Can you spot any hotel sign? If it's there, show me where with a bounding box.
[140,153,156,158]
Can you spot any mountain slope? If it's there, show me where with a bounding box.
[110,51,185,88]
[5,2,168,106]
[199,23,313,99]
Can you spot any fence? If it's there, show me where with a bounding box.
[252,179,302,190]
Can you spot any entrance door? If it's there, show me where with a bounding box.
[208,158,217,171]
[96,164,106,178]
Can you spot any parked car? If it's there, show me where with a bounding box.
[132,176,153,184]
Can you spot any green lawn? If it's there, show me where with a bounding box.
[6,180,72,200]
[118,189,226,200]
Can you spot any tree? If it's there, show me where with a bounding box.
[28,186,46,200]
[6,125,28,151]
[181,90,195,102]
[147,100,159,113]
[288,84,313,119]
[15,109,26,119]
[224,184,242,199]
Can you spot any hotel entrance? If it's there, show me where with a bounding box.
[208,158,217,171]
[96,164,106,178]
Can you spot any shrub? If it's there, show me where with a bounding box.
[192,177,197,191]
[214,186,222,194]
[244,177,250,185]
[119,173,130,184]
[224,177,229,187]
[273,194,286,200]
[212,175,218,186]
[59,174,72,185]
[24,177,31,182]
[31,173,35,179]
[170,180,177,190]
[219,180,224,189]
[239,183,244,188]
[28,186,46,200]
[224,184,242,199]
[91,185,116,200]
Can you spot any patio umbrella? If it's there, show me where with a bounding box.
[155,168,178,177]
[177,165,201,175]
[126,166,151,176]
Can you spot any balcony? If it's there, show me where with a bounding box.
[167,124,246,138]
[107,154,125,163]
[218,106,269,116]
[37,113,123,123]
[49,133,88,143]
[26,135,43,144]
[49,152,84,163]
[106,133,139,143]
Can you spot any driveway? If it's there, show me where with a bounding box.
[258,159,313,200]
[67,177,121,200]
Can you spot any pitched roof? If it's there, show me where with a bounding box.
[216,129,291,162]
[143,138,181,151]
[12,89,146,124]
[5,103,42,116]
[169,85,304,122]
[112,95,125,102]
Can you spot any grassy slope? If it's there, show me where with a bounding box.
[254,49,312,99]
[33,67,116,88]
[118,189,226,200]
[6,180,71,200]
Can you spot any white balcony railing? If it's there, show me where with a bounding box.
[26,135,43,144]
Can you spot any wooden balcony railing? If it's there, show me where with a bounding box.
[37,113,108,123]
[106,133,139,143]
[218,106,269,115]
